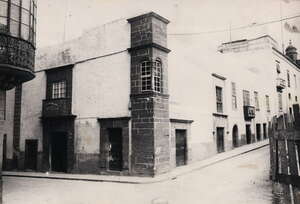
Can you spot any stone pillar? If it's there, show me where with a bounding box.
[127,12,171,176]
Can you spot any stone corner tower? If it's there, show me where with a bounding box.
[127,12,171,176]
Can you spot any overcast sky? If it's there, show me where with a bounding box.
[37,0,300,51]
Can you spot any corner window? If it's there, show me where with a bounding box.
[0,90,6,120]
[51,81,66,99]
[216,86,223,113]
[140,60,162,93]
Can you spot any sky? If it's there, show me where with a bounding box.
[36,0,300,51]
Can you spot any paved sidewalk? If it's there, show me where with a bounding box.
[3,140,269,184]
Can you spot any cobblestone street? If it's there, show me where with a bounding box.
[3,146,274,204]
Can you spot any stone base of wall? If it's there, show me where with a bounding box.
[73,153,100,174]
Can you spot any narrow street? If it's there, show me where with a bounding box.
[3,146,273,204]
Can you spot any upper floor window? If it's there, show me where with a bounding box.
[287,70,290,87]
[243,90,250,106]
[141,59,162,93]
[0,90,6,120]
[294,74,297,88]
[216,86,223,113]
[266,95,270,112]
[254,91,259,111]
[51,81,66,99]
[276,61,281,73]
[231,82,237,110]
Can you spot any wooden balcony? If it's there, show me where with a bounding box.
[243,105,255,120]
[42,98,72,118]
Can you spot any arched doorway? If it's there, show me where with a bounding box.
[232,125,239,148]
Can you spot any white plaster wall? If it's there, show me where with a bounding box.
[20,72,46,152]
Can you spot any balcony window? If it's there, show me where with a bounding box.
[51,81,66,99]
[0,90,6,120]
[216,86,223,113]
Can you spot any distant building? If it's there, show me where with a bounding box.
[2,12,300,176]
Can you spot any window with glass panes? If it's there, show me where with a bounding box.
[243,90,250,106]
[141,60,162,93]
[0,90,6,120]
[153,60,162,92]
[141,61,152,91]
[216,86,223,113]
[52,81,66,99]
[287,70,290,87]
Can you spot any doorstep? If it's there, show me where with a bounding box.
[3,140,269,184]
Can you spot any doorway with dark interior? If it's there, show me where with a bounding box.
[246,124,252,144]
[25,139,38,171]
[176,129,187,166]
[107,128,123,171]
[256,124,261,141]
[50,132,68,172]
[216,127,225,153]
[263,123,267,139]
[232,125,239,148]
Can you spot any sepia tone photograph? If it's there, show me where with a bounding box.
[0,0,300,203]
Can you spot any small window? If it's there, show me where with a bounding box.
[294,74,297,88]
[0,90,6,120]
[216,86,223,113]
[51,81,66,99]
[276,61,280,73]
[296,96,298,102]
[288,93,291,100]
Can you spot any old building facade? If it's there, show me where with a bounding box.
[1,12,300,177]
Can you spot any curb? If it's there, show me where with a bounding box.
[3,142,269,184]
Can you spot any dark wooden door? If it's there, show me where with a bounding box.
[216,127,224,153]
[108,128,123,171]
[232,125,238,148]
[263,123,267,139]
[51,132,68,172]
[256,124,261,141]
[25,139,38,170]
[246,125,252,144]
[176,129,187,166]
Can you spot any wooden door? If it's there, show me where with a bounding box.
[216,127,224,153]
[51,132,68,172]
[176,129,187,166]
[108,128,123,171]
[25,139,38,171]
